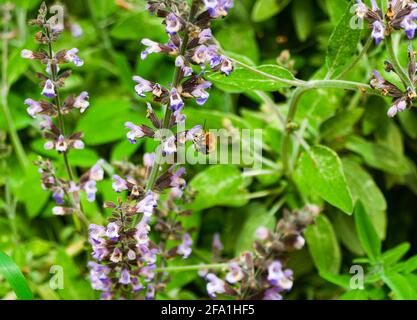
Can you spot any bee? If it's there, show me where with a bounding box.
[193,121,216,155]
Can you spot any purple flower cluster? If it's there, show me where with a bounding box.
[370,45,417,117]
[87,153,195,299]
[22,3,102,216]
[201,205,320,300]
[88,197,159,300]
[35,158,104,215]
[355,0,417,44]
[126,0,234,154]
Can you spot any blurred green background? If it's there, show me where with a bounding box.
[0,0,417,300]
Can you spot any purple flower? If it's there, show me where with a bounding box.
[135,218,151,245]
[371,20,385,44]
[89,264,111,291]
[136,192,158,217]
[146,284,155,300]
[110,247,123,263]
[39,116,53,130]
[92,246,108,261]
[138,245,158,264]
[175,56,193,77]
[88,262,110,280]
[267,261,293,291]
[206,45,221,68]
[133,76,154,97]
[119,269,131,285]
[355,0,368,19]
[204,0,234,18]
[192,45,208,65]
[370,70,385,89]
[74,91,89,113]
[125,122,145,144]
[52,188,64,204]
[21,49,35,59]
[106,222,120,240]
[162,135,177,155]
[65,48,84,67]
[131,277,144,292]
[165,13,182,34]
[70,23,83,38]
[173,108,186,125]
[191,81,212,105]
[72,139,85,150]
[206,273,226,298]
[143,153,155,168]
[41,79,56,98]
[127,249,136,261]
[401,15,417,39]
[112,175,128,193]
[199,29,213,44]
[263,287,283,300]
[219,56,234,75]
[90,160,104,181]
[169,88,184,111]
[225,262,244,284]
[388,98,407,117]
[25,99,42,118]
[56,135,67,152]
[293,234,305,249]
[140,264,156,282]
[52,206,66,216]
[256,227,270,240]
[177,233,193,259]
[84,180,97,202]
[89,224,106,243]
[141,39,162,60]
[212,233,224,253]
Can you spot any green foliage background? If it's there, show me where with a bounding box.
[0,0,417,300]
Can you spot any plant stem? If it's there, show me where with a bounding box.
[336,36,373,80]
[154,263,228,273]
[45,26,88,227]
[232,59,306,87]
[385,35,412,88]
[1,7,29,171]
[280,78,377,176]
[145,0,199,192]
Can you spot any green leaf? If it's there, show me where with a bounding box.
[235,203,276,254]
[207,65,296,93]
[76,97,147,145]
[332,213,364,255]
[319,270,350,288]
[87,0,117,19]
[342,159,387,238]
[326,6,362,78]
[252,0,291,22]
[403,256,417,273]
[339,289,369,300]
[320,109,364,142]
[381,243,410,266]
[216,24,259,63]
[382,273,417,300]
[354,202,381,263]
[292,0,314,42]
[345,136,410,175]
[13,154,50,218]
[0,252,33,300]
[305,215,341,274]
[111,12,165,41]
[326,0,349,25]
[398,108,417,139]
[296,145,353,214]
[187,165,249,211]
